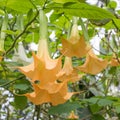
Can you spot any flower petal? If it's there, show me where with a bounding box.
[57,57,82,82]
[77,51,108,75]
[18,52,62,91]
[61,36,91,58]
[109,57,120,66]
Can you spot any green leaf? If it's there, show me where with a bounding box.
[92,114,105,120]
[48,101,80,115]
[50,11,62,22]
[0,9,5,15]
[0,0,7,6]
[104,20,114,30]
[53,0,78,3]
[89,104,101,114]
[113,19,120,29]
[98,98,113,106]
[117,10,120,14]
[78,107,91,119]
[27,9,34,22]
[115,105,120,113]
[34,0,46,6]
[0,79,8,85]
[14,84,29,91]
[90,19,111,26]
[2,30,18,35]
[48,3,115,19]
[14,95,27,109]
[85,97,99,104]
[6,0,34,13]
[108,1,117,9]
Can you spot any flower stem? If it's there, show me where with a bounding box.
[39,9,48,40]
[0,14,8,53]
[79,18,89,41]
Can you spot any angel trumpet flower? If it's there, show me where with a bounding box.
[68,111,79,120]
[24,81,74,106]
[61,17,90,58]
[12,42,33,65]
[109,55,120,66]
[77,50,108,75]
[18,10,62,90]
[18,10,74,105]
[57,54,82,83]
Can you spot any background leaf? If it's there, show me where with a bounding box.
[48,3,115,19]
[48,101,80,115]
[14,95,27,109]
[6,0,34,13]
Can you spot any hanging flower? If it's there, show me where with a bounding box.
[68,111,79,120]
[24,81,74,106]
[57,57,82,83]
[77,50,108,75]
[60,23,90,58]
[18,46,62,91]
[12,42,33,65]
[18,10,75,106]
[109,56,120,66]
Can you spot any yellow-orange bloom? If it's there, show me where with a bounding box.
[18,39,74,105]
[61,23,90,58]
[57,57,82,82]
[77,50,108,75]
[18,10,75,106]
[24,82,74,106]
[18,39,62,90]
[61,36,90,58]
[109,57,120,66]
[68,111,78,120]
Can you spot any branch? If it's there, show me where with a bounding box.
[103,39,120,64]
[0,76,24,88]
[5,11,39,56]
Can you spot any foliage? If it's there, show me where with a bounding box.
[0,0,120,120]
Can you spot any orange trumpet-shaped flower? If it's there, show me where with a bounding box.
[18,41,62,90]
[68,111,78,120]
[57,57,82,82]
[18,10,74,106]
[109,57,120,66]
[24,82,74,106]
[61,23,90,58]
[77,50,108,75]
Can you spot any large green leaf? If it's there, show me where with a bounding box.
[98,98,113,106]
[47,3,115,19]
[113,19,120,29]
[14,84,29,91]
[6,0,34,13]
[89,104,102,114]
[53,0,78,3]
[0,9,5,15]
[48,101,80,115]
[115,105,120,113]
[0,0,7,6]
[92,114,105,120]
[34,0,46,6]
[14,95,27,109]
